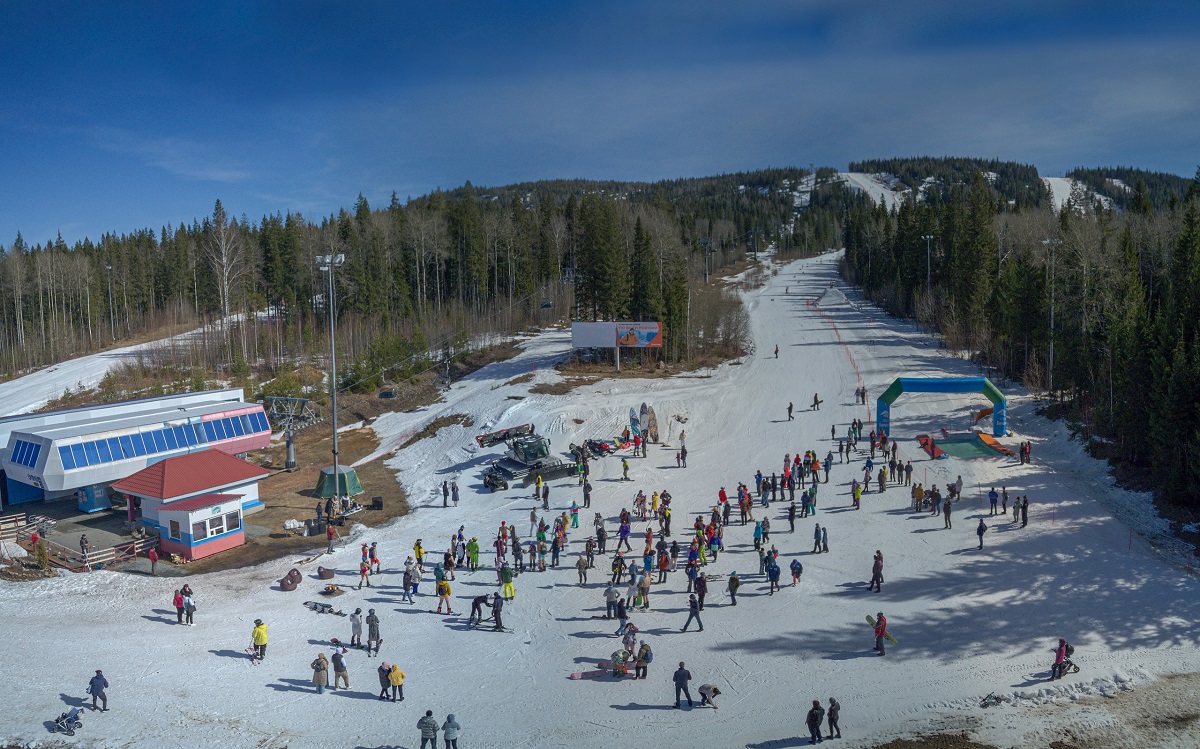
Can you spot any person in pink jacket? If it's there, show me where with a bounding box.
[1051,638,1068,680]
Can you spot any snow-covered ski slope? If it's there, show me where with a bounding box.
[2,255,1198,749]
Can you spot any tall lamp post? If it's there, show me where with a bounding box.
[105,264,116,341]
[922,234,934,299]
[317,253,345,474]
[1042,239,1059,394]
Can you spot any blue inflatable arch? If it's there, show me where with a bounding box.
[876,377,1006,438]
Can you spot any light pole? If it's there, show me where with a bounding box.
[317,253,345,473]
[1042,239,1059,394]
[105,264,115,341]
[922,235,934,299]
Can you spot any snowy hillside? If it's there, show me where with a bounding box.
[1,255,1197,748]
[1043,176,1116,213]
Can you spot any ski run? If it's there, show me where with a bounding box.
[2,252,1198,749]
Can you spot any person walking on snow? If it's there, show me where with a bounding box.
[88,670,109,711]
[787,402,794,421]
[435,579,454,613]
[310,652,329,694]
[387,663,406,701]
[673,662,694,708]
[774,344,779,358]
[988,487,998,515]
[790,559,803,586]
[350,608,363,648]
[417,710,439,749]
[943,499,952,529]
[874,611,888,655]
[869,550,883,592]
[827,697,842,739]
[806,700,826,744]
[813,523,822,553]
[727,572,740,604]
[821,525,829,553]
[366,609,381,656]
[977,518,988,549]
[680,594,703,632]
[442,714,462,749]
[251,619,268,661]
[1051,638,1069,680]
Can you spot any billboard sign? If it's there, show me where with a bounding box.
[571,322,617,348]
[617,322,663,348]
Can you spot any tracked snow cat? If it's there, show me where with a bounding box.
[476,424,574,489]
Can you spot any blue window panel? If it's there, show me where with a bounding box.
[130,433,147,456]
[226,417,241,437]
[60,446,76,470]
[259,412,272,432]
[231,417,246,437]
[83,441,101,465]
[71,443,88,467]
[107,438,122,460]
[152,430,168,452]
[238,415,251,434]
[119,435,135,458]
[12,441,26,465]
[172,426,188,447]
[95,440,112,463]
[182,426,197,446]
[203,421,217,442]
[164,428,179,450]
[192,424,207,444]
[28,443,40,466]
[214,420,228,441]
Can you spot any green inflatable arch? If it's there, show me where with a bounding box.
[876,377,1006,437]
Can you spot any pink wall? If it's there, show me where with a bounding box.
[160,530,245,561]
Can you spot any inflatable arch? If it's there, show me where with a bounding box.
[876,377,1006,438]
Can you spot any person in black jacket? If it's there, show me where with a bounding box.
[672,662,693,708]
[694,575,708,610]
[806,699,825,744]
[490,592,504,631]
[88,670,109,712]
[680,594,703,632]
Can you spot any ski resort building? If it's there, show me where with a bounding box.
[110,450,271,560]
[0,389,272,511]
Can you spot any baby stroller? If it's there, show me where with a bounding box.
[1052,643,1081,679]
[53,707,84,736]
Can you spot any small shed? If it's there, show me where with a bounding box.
[154,493,245,561]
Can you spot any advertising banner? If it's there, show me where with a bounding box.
[616,322,663,348]
[571,322,617,348]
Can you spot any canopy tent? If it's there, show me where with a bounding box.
[315,464,364,499]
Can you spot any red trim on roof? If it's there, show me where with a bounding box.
[110,449,269,499]
[160,493,242,513]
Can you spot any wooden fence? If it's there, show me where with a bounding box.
[11,528,159,572]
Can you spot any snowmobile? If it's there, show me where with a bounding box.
[483,471,509,492]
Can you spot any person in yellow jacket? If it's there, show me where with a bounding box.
[435,579,455,614]
[387,663,406,702]
[413,539,425,570]
[251,619,268,661]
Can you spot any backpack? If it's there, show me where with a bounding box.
[644,649,654,664]
[1065,643,1074,658]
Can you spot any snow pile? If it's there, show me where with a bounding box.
[815,284,850,307]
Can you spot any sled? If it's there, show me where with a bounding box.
[865,614,898,644]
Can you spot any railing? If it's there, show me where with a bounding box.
[0,512,28,531]
[13,529,159,572]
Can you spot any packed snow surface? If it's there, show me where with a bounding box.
[1,254,1197,749]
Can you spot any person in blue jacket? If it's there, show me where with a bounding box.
[767,560,781,595]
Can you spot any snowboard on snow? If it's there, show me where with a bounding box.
[865,614,898,645]
[245,646,261,665]
[304,600,347,616]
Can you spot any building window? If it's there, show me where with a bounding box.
[95,440,112,463]
[60,446,76,470]
[106,438,123,460]
[191,520,207,541]
[225,511,241,532]
[83,441,100,465]
[169,520,181,540]
[164,428,179,450]
[26,443,41,466]
[203,421,217,442]
[71,444,88,467]
[208,516,225,535]
[152,430,167,452]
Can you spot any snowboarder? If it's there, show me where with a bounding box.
[468,594,490,626]
[680,593,703,632]
[622,459,630,481]
[977,518,988,549]
[673,662,694,708]
[874,611,888,655]
[88,670,108,711]
[811,394,821,411]
[366,609,381,656]
[806,700,826,744]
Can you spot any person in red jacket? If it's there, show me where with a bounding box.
[874,612,888,655]
[172,589,185,624]
[147,547,159,576]
[1051,638,1068,680]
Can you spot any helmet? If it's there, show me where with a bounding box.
[369,608,375,614]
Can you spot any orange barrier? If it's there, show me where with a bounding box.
[977,432,1014,456]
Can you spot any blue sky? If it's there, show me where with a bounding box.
[2,1,1198,246]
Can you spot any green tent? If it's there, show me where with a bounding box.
[315,464,364,499]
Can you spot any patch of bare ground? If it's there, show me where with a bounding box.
[504,372,534,386]
[400,413,474,450]
[869,736,998,749]
[529,351,742,396]
[0,560,58,582]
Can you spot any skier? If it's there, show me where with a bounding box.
[874,611,888,655]
[673,662,694,708]
[869,551,883,592]
[490,592,505,631]
[251,619,268,661]
[806,700,826,745]
[350,608,363,648]
[680,593,703,632]
[366,609,381,656]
